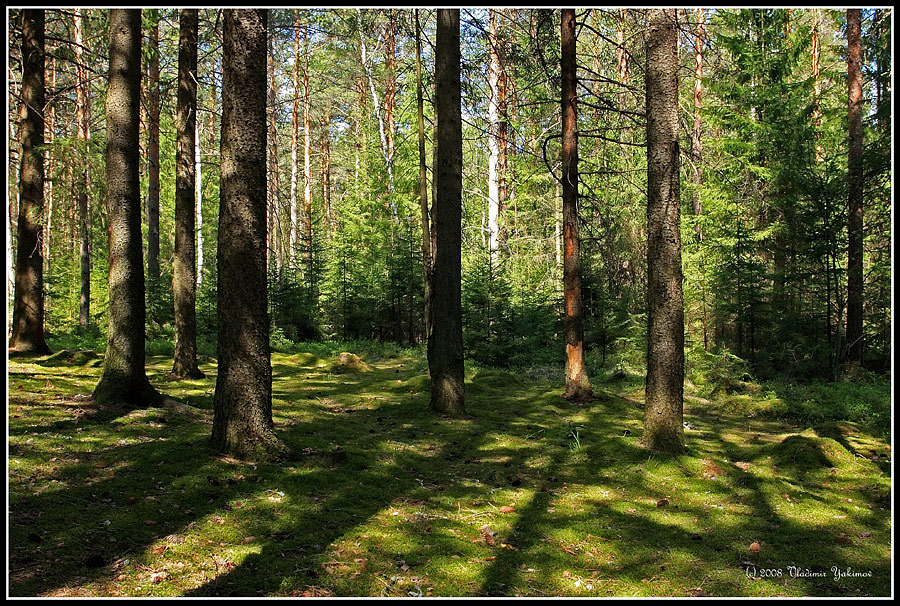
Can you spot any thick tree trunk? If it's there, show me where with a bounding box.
[146,14,161,286]
[846,8,864,364]
[560,8,593,402]
[93,9,161,406]
[211,9,290,462]
[428,9,465,416]
[643,8,684,453]
[415,10,433,344]
[75,9,91,329]
[172,9,204,379]
[10,9,50,355]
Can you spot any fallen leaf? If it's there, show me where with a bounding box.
[480,525,497,546]
[95,461,109,468]
[498,505,516,514]
[735,461,751,471]
[562,570,572,578]
[656,498,670,507]
[150,571,168,584]
[749,542,761,554]
[858,531,872,538]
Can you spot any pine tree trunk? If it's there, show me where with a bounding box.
[93,9,160,406]
[75,9,92,329]
[146,14,161,287]
[428,9,465,416]
[845,8,864,365]
[289,13,301,262]
[172,9,204,379]
[10,8,50,355]
[321,101,332,232]
[211,8,290,462]
[691,8,704,240]
[267,28,280,271]
[560,8,593,402]
[643,8,684,453]
[302,24,313,264]
[415,9,433,345]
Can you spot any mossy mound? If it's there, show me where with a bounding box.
[287,352,325,367]
[328,352,372,373]
[469,369,522,393]
[761,431,880,474]
[39,349,101,367]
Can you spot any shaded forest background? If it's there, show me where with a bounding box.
[7,8,892,384]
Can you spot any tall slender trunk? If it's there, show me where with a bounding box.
[172,9,204,379]
[267,28,280,271]
[321,101,333,232]
[561,8,592,402]
[289,13,301,261]
[212,8,290,462]
[10,8,50,354]
[415,9,433,343]
[487,9,502,264]
[845,8,864,364]
[812,9,823,163]
[643,8,684,453]
[93,9,161,405]
[357,9,396,209]
[691,8,704,240]
[146,13,161,285]
[385,9,396,166]
[75,8,92,329]
[428,9,464,416]
[44,50,54,279]
[195,109,204,287]
[302,24,313,263]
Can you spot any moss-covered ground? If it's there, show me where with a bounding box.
[7,344,892,597]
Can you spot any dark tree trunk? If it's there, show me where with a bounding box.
[427,9,465,416]
[10,8,50,355]
[643,8,684,454]
[691,8,704,241]
[146,13,160,286]
[75,8,91,330]
[415,9,433,344]
[211,9,290,462]
[171,9,204,379]
[93,9,160,406]
[846,8,864,365]
[561,8,593,402]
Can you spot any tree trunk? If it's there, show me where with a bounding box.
[93,9,160,406]
[487,9,502,265]
[211,8,290,462]
[10,8,50,355]
[321,100,332,232]
[845,8,864,365]
[196,110,204,287]
[560,8,594,401]
[75,8,92,329]
[171,9,204,379]
[267,27,280,271]
[146,12,161,286]
[812,9,823,163]
[415,9,433,344]
[428,9,464,416]
[560,8,593,402]
[302,23,313,263]
[643,8,684,453]
[691,8,704,241]
[289,13,301,262]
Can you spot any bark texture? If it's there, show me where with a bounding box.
[643,8,685,453]
[845,8,864,365]
[10,8,50,355]
[211,9,290,462]
[93,9,160,406]
[172,9,204,379]
[561,8,593,402]
[427,9,465,416]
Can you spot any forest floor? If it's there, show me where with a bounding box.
[7,343,892,597]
